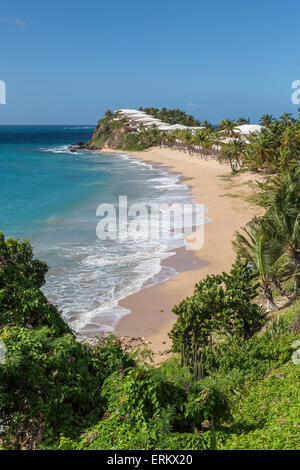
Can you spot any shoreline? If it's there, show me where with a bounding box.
[99,147,264,362]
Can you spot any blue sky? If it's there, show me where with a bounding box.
[0,0,300,125]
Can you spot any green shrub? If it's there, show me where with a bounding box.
[50,360,230,451]
[169,258,265,353]
[0,232,48,288]
[100,365,230,434]
[101,367,186,428]
[221,363,300,450]
[207,334,295,379]
[0,327,134,447]
[0,260,70,336]
[56,417,212,451]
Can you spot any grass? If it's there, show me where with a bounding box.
[218,174,235,182]
[217,172,261,208]
[220,362,300,450]
[218,299,300,450]
[219,193,240,198]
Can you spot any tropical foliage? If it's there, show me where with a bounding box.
[87,108,300,171]
[169,258,266,354]
[233,167,300,309]
[138,107,201,127]
[1,108,300,450]
[0,231,299,450]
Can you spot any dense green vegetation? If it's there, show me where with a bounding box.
[1,108,300,450]
[234,167,300,310]
[47,306,300,450]
[0,225,299,450]
[86,107,201,151]
[170,259,266,353]
[87,108,300,171]
[138,107,200,126]
[164,111,300,174]
[86,116,160,151]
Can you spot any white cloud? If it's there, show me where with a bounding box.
[0,17,24,27]
[187,102,199,108]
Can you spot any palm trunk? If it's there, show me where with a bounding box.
[293,256,300,296]
[294,277,298,296]
[272,280,293,299]
[263,286,279,311]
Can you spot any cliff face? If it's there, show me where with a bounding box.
[86,118,124,150]
[85,107,202,152]
[86,118,152,151]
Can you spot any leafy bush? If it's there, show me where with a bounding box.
[0,232,48,288]
[169,258,265,353]
[1,232,299,451]
[206,333,296,379]
[221,363,300,450]
[56,417,213,451]
[46,359,231,450]
[0,327,134,447]
[100,364,230,434]
[139,107,200,127]
[0,258,70,336]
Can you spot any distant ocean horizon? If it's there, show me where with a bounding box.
[0,125,207,334]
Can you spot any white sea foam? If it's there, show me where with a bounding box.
[40,151,207,334]
[40,145,79,155]
[64,126,94,130]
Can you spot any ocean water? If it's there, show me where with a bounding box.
[0,126,207,334]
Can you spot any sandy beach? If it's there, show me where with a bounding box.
[107,147,263,362]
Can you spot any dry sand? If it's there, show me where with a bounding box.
[106,147,263,362]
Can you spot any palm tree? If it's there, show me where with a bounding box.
[244,130,276,173]
[202,129,215,158]
[194,129,209,158]
[259,114,274,127]
[236,116,250,125]
[218,118,238,141]
[217,139,245,172]
[281,125,300,153]
[104,109,113,119]
[211,130,222,157]
[233,220,291,310]
[263,171,300,295]
[276,148,296,172]
[202,120,213,129]
[181,130,193,154]
[280,112,294,126]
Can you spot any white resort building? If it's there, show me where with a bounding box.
[113,109,203,133]
[114,109,262,143]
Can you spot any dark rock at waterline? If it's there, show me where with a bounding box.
[75,141,86,148]
[70,141,87,151]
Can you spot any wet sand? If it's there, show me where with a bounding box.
[95,147,263,362]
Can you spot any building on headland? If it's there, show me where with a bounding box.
[113,110,262,142]
[113,109,203,134]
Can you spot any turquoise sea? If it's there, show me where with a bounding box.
[0,126,202,334]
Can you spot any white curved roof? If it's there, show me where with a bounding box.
[117,109,147,116]
[144,120,165,126]
[134,116,160,122]
[128,113,152,119]
[234,124,262,135]
[168,124,188,130]
[157,125,172,130]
